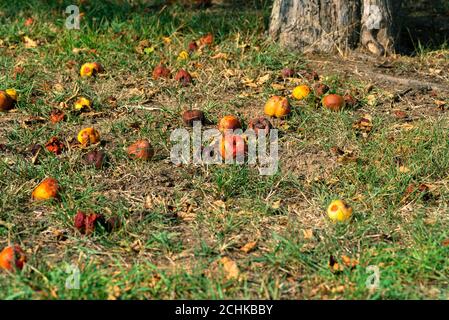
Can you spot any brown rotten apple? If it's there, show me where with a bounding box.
[175,69,192,86]
[152,64,171,80]
[182,110,204,126]
[127,139,154,160]
[248,117,272,135]
[45,137,65,155]
[84,150,106,169]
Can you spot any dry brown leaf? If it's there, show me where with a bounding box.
[352,114,373,137]
[211,52,229,60]
[302,229,314,240]
[271,83,286,90]
[241,77,258,88]
[240,241,257,253]
[442,239,449,247]
[220,257,240,280]
[256,74,270,85]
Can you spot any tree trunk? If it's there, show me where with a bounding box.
[269,0,402,55]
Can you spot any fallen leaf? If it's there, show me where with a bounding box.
[271,83,286,90]
[162,36,171,44]
[23,36,38,48]
[442,239,449,247]
[211,52,229,60]
[352,114,373,137]
[393,110,407,119]
[399,166,410,173]
[302,229,313,239]
[256,74,270,85]
[220,257,239,280]
[240,241,257,253]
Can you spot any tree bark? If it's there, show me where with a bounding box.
[269,0,402,55]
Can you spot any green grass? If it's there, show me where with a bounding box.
[1,0,449,299]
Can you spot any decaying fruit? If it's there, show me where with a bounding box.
[264,96,291,118]
[248,117,272,135]
[188,41,198,52]
[49,109,65,124]
[5,89,17,101]
[74,211,103,235]
[182,109,204,126]
[313,83,330,96]
[127,139,154,160]
[343,93,358,107]
[31,177,59,201]
[199,33,213,46]
[45,137,64,155]
[292,85,311,100]
[77,127,100,146]
[74,97,92,111]
[218,115,242,132]
[220,134,247,160]
[152,64,171,80]
[281,68,295,78]
[0,245,26,272]
[175,69,192,86]
[0,90,15,111]
[322,94,345,111]
[80,62,104,78]
[84,150,106,169]
[302,70,319,81]
[327,200,353,222]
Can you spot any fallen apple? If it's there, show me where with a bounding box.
[281,68,295,78]
[313,83,330,96]
[127,139,154,160]
[0,245,26,272]
[45,137,64,155]
[32,177,59,201]
[343,93,358,107]
[182,109,204,126]
[175,69,192,86]
[322,94,345,111]
[152,64,171,80]
[0,90,15,112]
[80,62,104,78]
[220,134,247,160]
[218,115,242,132]
[74,211,103,235]
[74,97,92,111]
[327,199,353,222]
[84,150,106,169]
[49,109,65,124]
[5,89,17,102]
[199,33,213,46]
[77,127,100,146]
[248,117,272,135]
[188,41,198,52]
[292,85,311,100]
[264,96,291,118]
